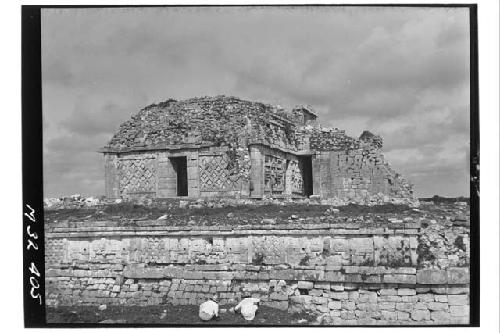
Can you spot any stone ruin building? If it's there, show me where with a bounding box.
[101,96,414,202]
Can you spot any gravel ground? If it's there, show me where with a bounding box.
[46,304,317,326]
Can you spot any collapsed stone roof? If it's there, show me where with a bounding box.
[359,130,383,149]
[102,95,380,153]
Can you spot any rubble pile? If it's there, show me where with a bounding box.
[103,95,405,171]
[104,96,298,152]
[359,130,383,149]
[44,194,106,210]
[416,202,470,269]
[308,128,360,151]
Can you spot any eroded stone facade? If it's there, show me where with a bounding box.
[45,218,470,325]
[101,96,414,202]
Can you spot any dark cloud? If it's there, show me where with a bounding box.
[41,7,470,197]
[61,98,140,137]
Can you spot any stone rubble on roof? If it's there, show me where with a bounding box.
[103,95,377,155]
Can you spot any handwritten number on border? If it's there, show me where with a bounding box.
[25,204,42,305]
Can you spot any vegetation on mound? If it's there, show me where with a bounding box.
[44,201,415,225]
[419,195,469,204]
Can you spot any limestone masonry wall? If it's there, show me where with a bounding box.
[313,149,413,202]
[46,219,470,325]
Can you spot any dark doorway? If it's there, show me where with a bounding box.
[300,156,313,197]
[170,157,188,196]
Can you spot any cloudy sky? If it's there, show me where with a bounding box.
[41,6,470,198]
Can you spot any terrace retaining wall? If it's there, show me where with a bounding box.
[45,220,469,325]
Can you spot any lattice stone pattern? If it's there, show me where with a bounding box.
[119,158,157,195]
[199,154,241,191]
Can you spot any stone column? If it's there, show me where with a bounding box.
[187,151,200,198]
[249,145,264,198]
[104,153,120,199]
[312,154,322,197]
